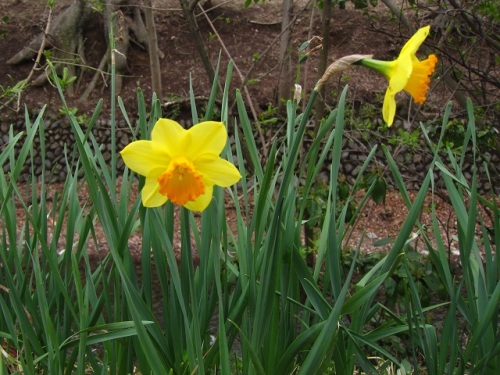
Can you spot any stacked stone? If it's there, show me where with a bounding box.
[1,113,498,195]
[296,119,499,194]
[0,116,134,182]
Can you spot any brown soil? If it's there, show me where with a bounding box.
[0,0,450,119]
[0,0,490,260]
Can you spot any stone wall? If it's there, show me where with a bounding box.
[1,116,130,182]
[339,135,499,193]
[1,113,499,194]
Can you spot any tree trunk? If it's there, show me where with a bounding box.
[179,0,215,84]
[7,0,91,95]
[144,0,162,99]
[314,0,332,129]
[7,0,160,99]
[109,10,130,95]
[277,0,294,109]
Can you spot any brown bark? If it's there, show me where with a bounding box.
[7,0,160,99]
[179,0,215,84]
[144,0,162,99]
[277,0,294,108]
[8,0,91,95]
[314,0,332,129]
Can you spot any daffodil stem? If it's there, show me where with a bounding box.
[179,206,205,372]
[109,13,117,202]
[276,89,318,209]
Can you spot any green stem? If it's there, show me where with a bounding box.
[276,89,319,207]
[109,13,117,202]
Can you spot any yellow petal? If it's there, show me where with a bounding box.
[152,118,185,141]
[183,185,214,212]
[120,140,170,177]
[152,118,190,157]
[383,55,412,126]
[383,87,397,127]
[387,56,412,91]
[399,26,430,57]
[195,154,242,187]
[187,121,227,159]
[142,177,169,207]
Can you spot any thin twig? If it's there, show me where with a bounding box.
[194,0,234,17]
[240,0,314,94]
[379,0,413,33]
[25,8,53,86]
[301,2,318,112]
[80,51,109,103]
[11,6,53,112]
[197,2,269,158]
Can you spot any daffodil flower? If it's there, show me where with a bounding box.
[359,26,438,126]
[120,119,241,212]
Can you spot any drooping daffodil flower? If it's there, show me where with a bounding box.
[359,25,438,126]
[121,119,241,212]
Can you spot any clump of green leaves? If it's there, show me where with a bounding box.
[58,106,88,125]
[49,65,77,91]
[0,76,25,110]
[474,0,500,20]
[383,245,445,307]
[258,103,279,126]
[388,128,421,149]
[0,15,9,39]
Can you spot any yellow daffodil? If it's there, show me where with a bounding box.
[359,26,438,126]
[120,119,241,212]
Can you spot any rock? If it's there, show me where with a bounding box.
[102,150,111,162]
[351,165,361,177]
[120,133,129,147]
[0,122,9,133]
[344,163,354,174]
